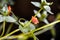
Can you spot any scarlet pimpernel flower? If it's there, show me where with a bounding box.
[31,16,39,24]
[8,6,11,13]
[0,4,16,23]
[33,10,49,24]
[31,0,53,24]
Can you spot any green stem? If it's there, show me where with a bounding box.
[0,29,19,40]
[31,32,36,40]
[24,8,43,27]
[34,26,53,35]
[5,23,13,35]
[32,20,60,33]
[34,8,43,17]
[0,35,22,39]
[1,21,6,37]
[0,8,43,39]
[0,20,60,40]
[50,27,56,37]
[0,24,3,32]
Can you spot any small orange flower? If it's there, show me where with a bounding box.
[31,16,39,24]
[8,6,11,12]
[7,6,11,15]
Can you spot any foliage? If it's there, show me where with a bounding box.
[0,0,60,40]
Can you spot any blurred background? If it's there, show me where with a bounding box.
[0,0,60,40]
[13,0,60,19]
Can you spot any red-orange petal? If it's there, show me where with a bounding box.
[8,6,11,12]
[31,16,39,24]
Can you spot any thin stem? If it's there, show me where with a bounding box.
[34,26,53,35]
[0,20,60,39]
[24,8,43,27]
[0,24,3,32]
[1,21,6,37]
[34,8,43,17]
[32,33,36,40]
[0,34,27,40]
[36,37,39,40]
[5,23,13,35]
[6,35,19,39]
[30,31,36,40]
[0,29,19,40]
[50,27,56,37]
[32,20,60,33]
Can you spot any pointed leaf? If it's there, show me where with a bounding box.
[0,15,4,22]
[43,10,48,17]
[46,2,53,5]
[43,19,49,24]
[30,23,35,31]
[6,16,16,22]
[19,25,29,33]
[39,13,47,21]
[44,5,53,14]
[2,4,8,12]
[31,1,41,8]
[33,10,41,18]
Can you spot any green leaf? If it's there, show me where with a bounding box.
[19,21,35,33]
[44,5,53,14]
[31,1,41,8]
[43,10,48,17]
[30,23,35,31]
[33,10,41,18]
[39,13,46,21]
[19,25,30,33]
[6,16,16,22]
[11,11,18,21]
[0,15,4,22]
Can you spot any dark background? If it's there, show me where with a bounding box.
[12,0,60,19]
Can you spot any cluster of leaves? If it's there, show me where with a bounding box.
[0,0,14,7]
[0,0,60,40]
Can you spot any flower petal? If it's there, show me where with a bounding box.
[31,1,41,8]
[8,6,11,13]
[31,16,39,24]
[6,16,16,22]
[44,6,53,14]
[33,10,41,18]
